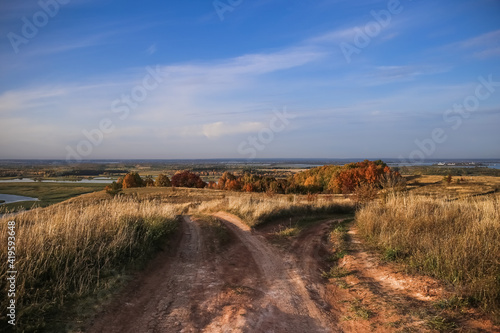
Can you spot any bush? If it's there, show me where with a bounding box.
[351,184,378,204]
[104,181,122,196]
[143,175,155,187]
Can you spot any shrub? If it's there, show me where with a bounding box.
[104,181,122,196]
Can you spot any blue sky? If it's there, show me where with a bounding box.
[1,0,499,160]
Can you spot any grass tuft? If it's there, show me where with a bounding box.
[426,315,457,332]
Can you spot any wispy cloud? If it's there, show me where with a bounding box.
[146,44,157,55]
[447,29,500,59]
[357,65,451,86]
[165,47,325,79]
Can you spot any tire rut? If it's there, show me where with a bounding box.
[89,214,340,333]
[88,216,204,333]
[213,212,337,333]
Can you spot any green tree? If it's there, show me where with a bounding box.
[105,181,122,196]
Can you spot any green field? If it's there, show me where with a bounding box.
[0,182,104,212]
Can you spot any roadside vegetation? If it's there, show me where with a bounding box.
[356,193,500,318]
[0,197,183,332]
[198,195,354,227]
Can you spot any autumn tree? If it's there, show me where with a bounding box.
[155,173,171,187]
[122,172,144,188]
[218,172,237,190]
[171,171,206,188]
[242,183,254,192]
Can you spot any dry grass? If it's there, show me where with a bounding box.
[0,197,184,331]
[197,194,354,227]
[356,193,500,315]
[70,186,228,204]
[406,175,500,199]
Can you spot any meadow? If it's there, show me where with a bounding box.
[0,197,182,331]
[356,193,500,317]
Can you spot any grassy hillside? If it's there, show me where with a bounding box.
[356,193,500,318]
[0,197,183,332]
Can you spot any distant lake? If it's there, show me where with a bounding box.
[0,177,114,184]
[0,193,38,205]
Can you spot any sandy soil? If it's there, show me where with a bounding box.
[86,214,499,333]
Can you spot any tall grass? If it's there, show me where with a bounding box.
[356,193,500,314]
[0,197,182,331]
[198,194,354,226]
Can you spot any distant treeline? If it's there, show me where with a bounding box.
[0,168,129,178]
[208,159,401,194]
[107,160,402,195]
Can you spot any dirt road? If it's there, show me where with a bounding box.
[88,213,338,333]
[213,212,337,332]
[87,213,498,333]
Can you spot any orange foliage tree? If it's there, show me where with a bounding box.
[171,171,206,188]
[122,172,144,189]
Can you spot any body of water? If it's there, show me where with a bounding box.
[0,193,39,205]
[0,178,114,184]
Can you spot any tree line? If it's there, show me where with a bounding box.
[106,160,402,196]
